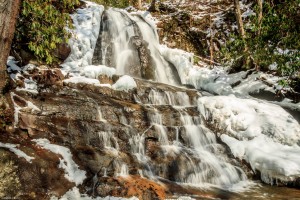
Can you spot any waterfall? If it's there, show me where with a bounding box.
[63,2,250,191]
[92,8,180,85]
[90,7,248,189]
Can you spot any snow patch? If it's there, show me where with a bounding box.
[221,134,300,184]
[198,95,300,145]
[7,56,21,72]
[64,77,101,86]
[10,92,21,128]
[10,92,41,128]
[16,78,39,94]
[112,75,137,92]
[82,65,116,79]
[0,142,34,163]
[33,139,86,186]
[51,187,138,200]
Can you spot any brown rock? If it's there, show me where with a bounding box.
[56,43,71,60]
[98,75,113,85]
[33,68,64,87]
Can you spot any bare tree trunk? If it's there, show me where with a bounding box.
[233,0,258,70]
[257,0,263,35]
[233,0,245,38]
[137,0,142,9]
[0,0,21,93]
[209,0,214,67]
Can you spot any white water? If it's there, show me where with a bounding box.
[147,89,194,106]
[94,8,178,85]
[130,14,178,85]
[178,111,246,186]
[98,131,119,152]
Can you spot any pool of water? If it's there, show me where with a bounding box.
[166,181,300,200]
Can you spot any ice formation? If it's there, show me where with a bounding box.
[198,95,300,183]
[0,142,34,163]
[33,139,86,186]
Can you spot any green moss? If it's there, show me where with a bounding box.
[90,0,130,8]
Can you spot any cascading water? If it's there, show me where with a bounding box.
[92,8,180,85]
[90,5,248,190]
[136,90,247,188]
[64,2,250,191]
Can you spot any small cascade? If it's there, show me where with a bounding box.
[129,134,154,178]
[92,174,98,196]
[115,162,129,177]
[96,106,106,122]
[92,8,180,84]
[102,167,108,177]
[148,110,169,145]
[177,111,246,186]
[147,89,193,106]
[118,109,129,125]
[98,131,119,154]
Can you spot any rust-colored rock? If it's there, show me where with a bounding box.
[96,176,167,200]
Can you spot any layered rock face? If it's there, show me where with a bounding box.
[7,70,248,199]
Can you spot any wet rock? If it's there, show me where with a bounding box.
[55,43,71,60]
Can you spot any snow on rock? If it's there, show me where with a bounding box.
[232,72,281,96]
[61,2,104,75]
[198,95,300,145]
[7,56,21,72]
[10,92,21,128]
[221,134,300,184]
[63,77,101,86]
[16,78,39,94]
[33,139,86,186]
[51,187,138,200]
[112,75,137,92]
[82,65,116,79]
[160,45,290,99]
[10,92,41,128]
[6,56,23,80]
[198,95,300,183]
[0,142,34,163]
[160,45,233,95]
